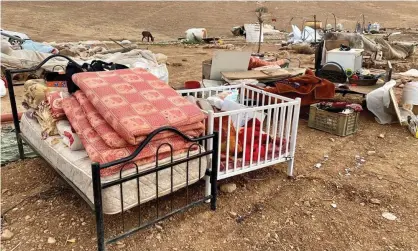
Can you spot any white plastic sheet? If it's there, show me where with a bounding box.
[366,80,397,124]
[288,25,322,44]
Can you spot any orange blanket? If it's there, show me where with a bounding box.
[251,70,335,106]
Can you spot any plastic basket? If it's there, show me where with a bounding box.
[308,104,359,136]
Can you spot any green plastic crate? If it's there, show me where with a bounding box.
[308,104,360,136]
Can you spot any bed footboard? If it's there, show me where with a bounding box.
[92,128,218,251]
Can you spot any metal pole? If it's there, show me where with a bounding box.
[5,70,25,159]
[210,131,219,211]
[314,15,317,43]
[92,162,105,251]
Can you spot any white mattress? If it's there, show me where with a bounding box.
[20,114,208,214]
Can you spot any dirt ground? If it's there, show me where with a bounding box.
[2,2,418,251]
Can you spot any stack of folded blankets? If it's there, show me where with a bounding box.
[62,68,206,176]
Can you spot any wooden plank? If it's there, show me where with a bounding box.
[221,68,306,80]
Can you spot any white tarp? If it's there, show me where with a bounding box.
[366,80,397,124]
[288,25,322,44]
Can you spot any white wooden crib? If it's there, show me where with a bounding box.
[177,84,301,196]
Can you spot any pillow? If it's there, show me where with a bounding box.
[56,120,84,151]
[46,91,68,119]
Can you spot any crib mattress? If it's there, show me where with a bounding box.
[20,114,207,214]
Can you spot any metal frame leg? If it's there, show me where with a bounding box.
[210,132,219,210]
[92,163,105,251]
[5,70,25,159]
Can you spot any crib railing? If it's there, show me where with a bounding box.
[177,84,301,193]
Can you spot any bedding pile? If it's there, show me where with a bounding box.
[62,68,206,176]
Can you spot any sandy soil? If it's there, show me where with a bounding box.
[1,2,418,251]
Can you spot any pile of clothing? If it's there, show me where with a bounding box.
[62,68,206,176]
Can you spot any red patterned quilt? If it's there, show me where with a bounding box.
[72,68,205,145]
[62,96,194,177]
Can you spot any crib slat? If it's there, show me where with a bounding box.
[234,113,241,171]
[225,116,231,172]
[242,112,249,169]
[285,105,294,157]
[218,116,222,173]
[277,106,287,160]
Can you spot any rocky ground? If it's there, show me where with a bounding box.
[1,2,418,251]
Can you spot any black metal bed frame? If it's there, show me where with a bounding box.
[5,55,219,251]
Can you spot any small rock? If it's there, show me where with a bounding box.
[47,237,56,244]
[1,229,14,241]
[314,163,322,169]
[303,210,312,216]
[80,218,84,222]
[370,198,381,205]
[303,200,311,207]
[2,189,10,194]
[155,224,163,231]
[360,202,365,206]
[329,138,335,142]
[182,58,188,62]
[378,134,385,139]
[229,211,237,217]
[25,215,31,221]
[367,151,376,156]
[382,212,397,221]
[399,83,405,88]
[156,233,162,241]
[172,62,183,67]
[220,183,237,193]
[81,222,87,226]
[331,203,337,208]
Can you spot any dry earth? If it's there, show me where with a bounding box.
[1,2,418,251]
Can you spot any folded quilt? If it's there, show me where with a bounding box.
[62,96,194,177]
[72,68,206,145]
[73,91,203,149]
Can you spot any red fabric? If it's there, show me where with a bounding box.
[62,96,194,177]
[73,91,204,149]
[238,118,285,162]
[72,68,206,145]
[46,91,66,120]
[248,57,288,70]
[250,69,335,106]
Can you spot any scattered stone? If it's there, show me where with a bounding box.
[303,210,312,216]
[314,163,322,169]
[156,233,162,241]
[378,134,385,139]
[303,200,311,207]
[331,203,337,208]
[1,229,14,241]
[155,224,163,231]
[382,212,397,221]
[229,211,237,217]
[47,237,56,244]
[172,62,183,67]
[81,222,87,226]
[329,138,335,142]
[367,151,376,156]
[360,202,365,206]
[220,183,237,193]
[182,58,188,62]
[25,215,31,221]
[370,198,381,205]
